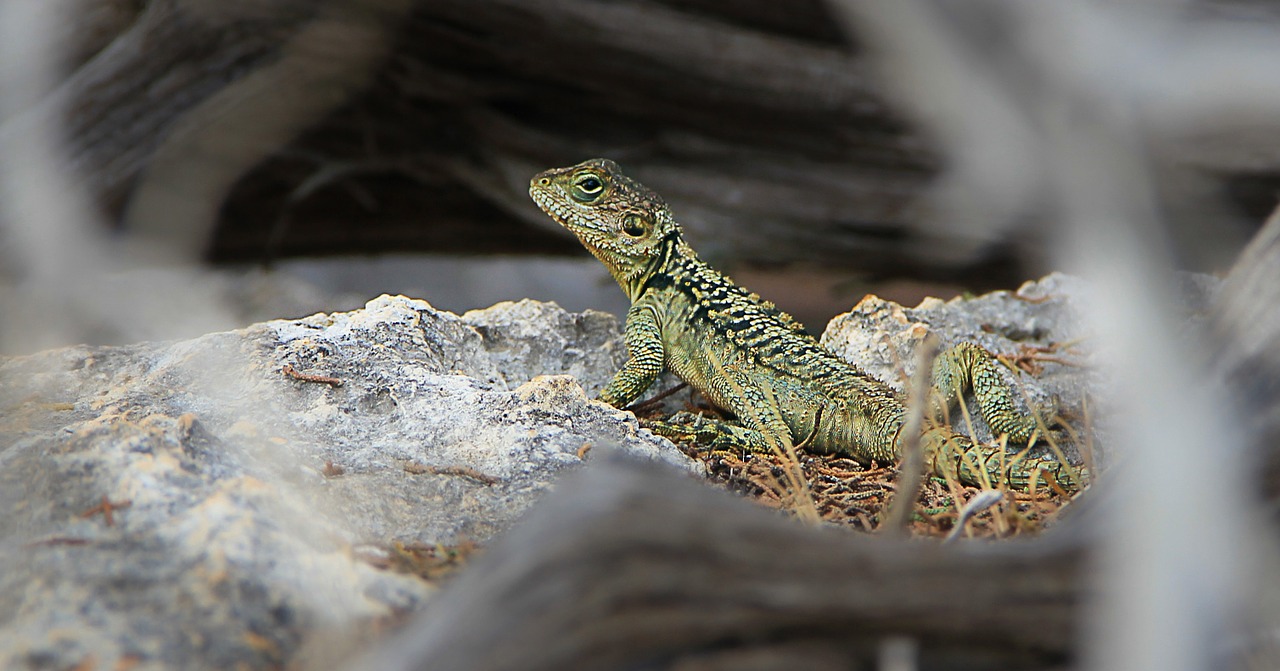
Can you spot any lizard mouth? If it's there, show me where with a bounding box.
[529,185,602,240]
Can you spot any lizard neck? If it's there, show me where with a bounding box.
[621,230,688,302]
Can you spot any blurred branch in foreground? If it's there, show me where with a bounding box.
[834,2,1279,670]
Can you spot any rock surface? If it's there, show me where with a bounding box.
[0,277,1147,670]
[0,295,686,670]
[822,272,1107,455]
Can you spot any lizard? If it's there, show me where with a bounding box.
[529,158,1087,492]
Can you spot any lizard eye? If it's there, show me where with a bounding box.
[621,214,650,238]
[570,174,605,203]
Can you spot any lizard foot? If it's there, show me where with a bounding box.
[641,412,772,454]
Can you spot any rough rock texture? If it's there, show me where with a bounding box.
[822,273,1122,463]
[0,295,686,671]
[823,272,1222,465]
[0,276,1156,670]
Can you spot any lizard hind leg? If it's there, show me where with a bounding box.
[929,342,1046,447]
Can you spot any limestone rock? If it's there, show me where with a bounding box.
[0,295,687,671]
[0,275,1181,669]
[821,273,1105,454]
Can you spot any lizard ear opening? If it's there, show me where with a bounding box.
[621,214,651,238]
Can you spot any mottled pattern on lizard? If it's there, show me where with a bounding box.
[530,158,1086,491]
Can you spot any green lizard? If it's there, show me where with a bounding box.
[530,158,1086,491]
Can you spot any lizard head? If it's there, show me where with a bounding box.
[530,158,679,297]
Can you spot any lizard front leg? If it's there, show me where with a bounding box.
[599,302,665,408]
[643,413,773,452]
[643,365,795,455]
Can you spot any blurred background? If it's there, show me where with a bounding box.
[3,0,1273,354]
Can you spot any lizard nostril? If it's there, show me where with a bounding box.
[538,177,551,186]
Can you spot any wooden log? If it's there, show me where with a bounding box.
[349,454,1086,671]
[11,0,1277,275]
[1216,203,1280,495]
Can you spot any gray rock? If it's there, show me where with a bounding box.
[1,274,1193,669]
[821,272,1109,459]
[0,294,687,671]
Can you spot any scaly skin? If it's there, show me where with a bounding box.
[530,158,1086,491]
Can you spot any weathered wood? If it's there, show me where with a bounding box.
[2,0,413,258]
[14,0,1279,277]
[349,455,1085,671]
[1216,203,1280,495]
[215,0,937,272]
